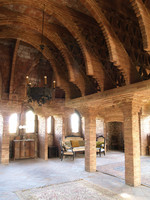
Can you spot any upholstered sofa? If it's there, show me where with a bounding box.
[61,135,105,160]
[62,135,85,153]
[60,135,85,160]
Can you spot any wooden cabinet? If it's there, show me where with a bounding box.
[13,139,36,160]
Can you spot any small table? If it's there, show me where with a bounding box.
[48,146,58,158]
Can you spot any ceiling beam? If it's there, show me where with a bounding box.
[9,39,20,99]
[66,79,150,109]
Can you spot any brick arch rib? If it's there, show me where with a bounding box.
[0,0,96,83]
[0,5,77,87]
[130,0,150,53]
[9,39,20,99]
[80,0,140,84]
[0,29,71,99]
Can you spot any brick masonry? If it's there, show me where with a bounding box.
[53,115,63,156]
[122,101,141,186]
[38,116,48,160]
[84,112,96,172]
[0,0,150,188]
[0,114,10,164]
[96,118,104,138]
[0,95,149,188]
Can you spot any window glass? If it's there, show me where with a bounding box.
[47,116,52,134]
[9,113,17,133]
[26,111,35,133]
[71,113,79,133]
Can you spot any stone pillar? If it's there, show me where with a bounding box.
[84,110,96,172]
[0,114,10,164]
[121,100,141,186]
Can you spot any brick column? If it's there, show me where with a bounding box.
[84,110,96,172]
[54,115,63,156]
[0,114,10,164]
[62,115,68,141]
[122,101,141,186]
[38,116,48,160]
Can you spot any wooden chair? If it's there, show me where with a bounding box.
[96,136,106,157]
[60,141,75,161]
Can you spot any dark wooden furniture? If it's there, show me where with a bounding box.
[13,139,36,160]
[96,135,106,157]
[48,146,58,158]
[60,142,74,161]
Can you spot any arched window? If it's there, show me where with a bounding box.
[9,113,17,134]
[26,110,35,133]
[47,116,52,134]
[71,113,80,133]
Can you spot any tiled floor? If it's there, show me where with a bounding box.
[97,151,150,187]
[0,151,150,200]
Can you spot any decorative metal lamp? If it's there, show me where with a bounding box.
[27,85,52,106]
[26,5,54,106]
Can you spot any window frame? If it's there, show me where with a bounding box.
[9,113,18,134]
[26,110,35,133]
[47,116,52,134]
[70,112,80,133]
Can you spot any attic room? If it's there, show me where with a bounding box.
[0,0,150,199]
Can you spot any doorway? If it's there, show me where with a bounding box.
[107,122,124,151]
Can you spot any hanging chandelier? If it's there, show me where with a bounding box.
[26,5,55,106]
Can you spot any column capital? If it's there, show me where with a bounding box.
[119,97,142,115]
[1,111,15,118]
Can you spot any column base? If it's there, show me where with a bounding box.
[0,159,9,165]
[126,182,141,187]
[85,166,96,172]
[125,179,141,187]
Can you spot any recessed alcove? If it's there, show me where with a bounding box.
[107,122,124,151]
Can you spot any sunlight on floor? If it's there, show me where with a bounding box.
[120,193,131,199]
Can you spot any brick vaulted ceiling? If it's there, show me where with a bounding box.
[0,0,150,101]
